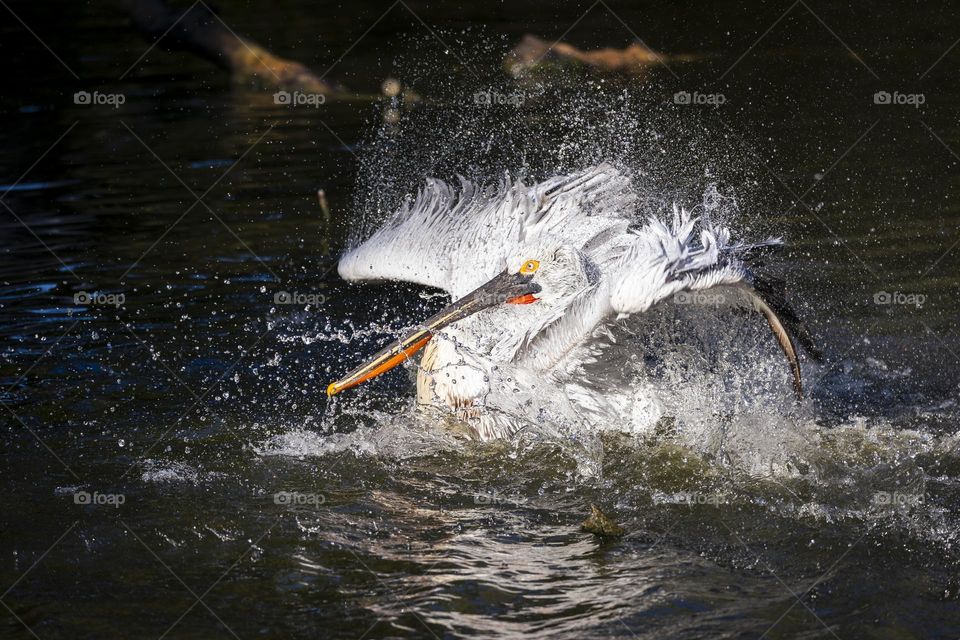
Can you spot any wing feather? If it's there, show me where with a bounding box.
[338,164,636,299]
[519,208,819,399]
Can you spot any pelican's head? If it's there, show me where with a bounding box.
[326,240,590,396]
[503,241,593,307]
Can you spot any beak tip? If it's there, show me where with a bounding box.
[326,382,339,397]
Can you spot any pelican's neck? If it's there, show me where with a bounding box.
[514,283,613,373]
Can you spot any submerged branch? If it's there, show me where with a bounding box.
[123,0,345,94]
[505,33,698,78]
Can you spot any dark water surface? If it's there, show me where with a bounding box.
[2,1,960,638]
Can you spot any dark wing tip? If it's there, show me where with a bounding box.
[734,279,818,401]
[747,274,823,362]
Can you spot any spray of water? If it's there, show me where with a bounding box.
[254,51,960,551]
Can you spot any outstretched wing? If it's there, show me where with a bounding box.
[611,211,819,398]
[519,208,819,398]
[338,164,637,299]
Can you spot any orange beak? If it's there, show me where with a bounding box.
[326,332,432,397]
[327,269,540,396]
[506,293,538,305]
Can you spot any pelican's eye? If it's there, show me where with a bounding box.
[519,259,540,275]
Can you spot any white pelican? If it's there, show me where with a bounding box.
[327,164,819,440]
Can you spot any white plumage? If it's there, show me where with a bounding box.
[335,164,815,440]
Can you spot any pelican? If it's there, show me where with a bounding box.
[327,164,819,440]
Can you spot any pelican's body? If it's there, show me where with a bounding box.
[331,164,818,440]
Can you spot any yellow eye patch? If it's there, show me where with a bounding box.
[520,259,540,274]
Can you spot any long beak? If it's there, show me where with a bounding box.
[327,270,541,396]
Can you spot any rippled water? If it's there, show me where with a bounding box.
[2,2,960,638]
